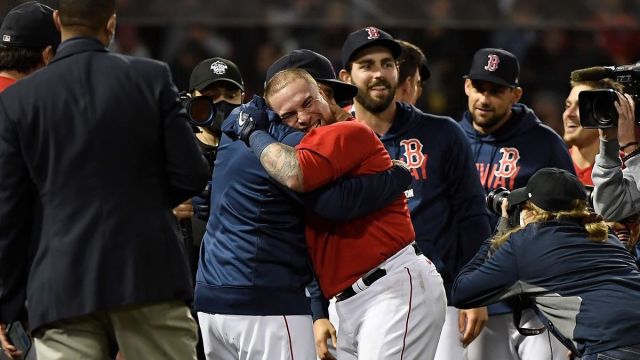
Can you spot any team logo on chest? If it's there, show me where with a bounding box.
[494,147,520,177]
[400,138,428,180]
[476,147,521,190]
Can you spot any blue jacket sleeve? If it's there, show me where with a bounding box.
[548,134,577,175]
[300,164,412,221]
[306,278,330,321]
[192,182,211,221]
[279,131,412,221]
[445,121,492,274]
[451,231,521,309]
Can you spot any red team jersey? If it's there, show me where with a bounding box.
[569,147,594,186]
[296,120,415,297]
[0,76,16,92]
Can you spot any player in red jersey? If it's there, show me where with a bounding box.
[233,68,446,360]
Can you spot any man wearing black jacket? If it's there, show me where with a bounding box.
[0,0,209,358]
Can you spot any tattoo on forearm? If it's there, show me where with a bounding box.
[259,143,305,191]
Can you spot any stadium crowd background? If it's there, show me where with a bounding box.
[3,0,639,136]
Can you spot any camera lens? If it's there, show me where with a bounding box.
[592,92,618,127]
[486,187,509,216]
[187,97,216,126]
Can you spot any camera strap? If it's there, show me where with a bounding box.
[511,296,546,336]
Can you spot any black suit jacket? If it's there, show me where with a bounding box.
[0,37,210,330]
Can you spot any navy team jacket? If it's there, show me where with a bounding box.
[379,102,491,302]
[452,218,640,357]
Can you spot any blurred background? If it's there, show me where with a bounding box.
[3,0,640,135]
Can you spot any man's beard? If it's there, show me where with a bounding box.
[472,107,507,130]
[355,79,396,114]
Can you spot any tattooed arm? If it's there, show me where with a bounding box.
[249,122,382,193]
[258,141,306,192]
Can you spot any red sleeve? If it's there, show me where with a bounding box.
[295,121,381,191]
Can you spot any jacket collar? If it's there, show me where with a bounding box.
[49,37,108,65]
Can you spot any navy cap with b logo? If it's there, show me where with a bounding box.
[341,26,402,68]
[465,48,520,88]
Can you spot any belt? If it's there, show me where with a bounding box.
[335,243,423,302]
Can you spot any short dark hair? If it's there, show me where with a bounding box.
[397,40,426,84]
[570,78,624,93]
[0,47,45,73]
[59,0,115,32]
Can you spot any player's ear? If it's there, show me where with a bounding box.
[464,79,473,96]
[42,45,54,65]
[53,10,62,31]
[512,86,523,103]
[339,69,351,84]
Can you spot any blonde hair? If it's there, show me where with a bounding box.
[264,68,319,108]
[492,200,609,249]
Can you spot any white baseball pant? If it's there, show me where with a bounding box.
[197,313,316,360]
[434,306,469,360]
[334,243,447,360]
[466,309,569,360]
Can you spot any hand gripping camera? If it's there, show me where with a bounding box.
[571,63,640,128]
[486,187,523,227]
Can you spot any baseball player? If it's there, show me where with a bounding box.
[195,89,412,359]
[338,27,492,360]
[262,48,361,359]
[229,68,447,360]
[460,48,575,360]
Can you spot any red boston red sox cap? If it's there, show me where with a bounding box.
[464,48,520,88]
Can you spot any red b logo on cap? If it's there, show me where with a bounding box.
[484,54,500,72]
[365,27,380,40]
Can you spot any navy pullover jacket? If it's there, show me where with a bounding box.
[460,103,575,314]
[461,103,575,227]
[379,103,491,301]
[452,218,640,357]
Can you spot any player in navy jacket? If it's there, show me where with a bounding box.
[382,102,491,300]
[460,48,576,360]
[452,168,640,360]
[195,98,411,359]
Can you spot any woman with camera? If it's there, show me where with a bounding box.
[451,167,640,360]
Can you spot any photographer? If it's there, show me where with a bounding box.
[592,91,640,221]
[175,57,245,226]
[452,168,640,360]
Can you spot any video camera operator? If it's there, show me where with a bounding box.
[175,57,245,226]
[569,64,640,221]
[174,57,244,261]
[592,91,640,221]
[452,167,640,360]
